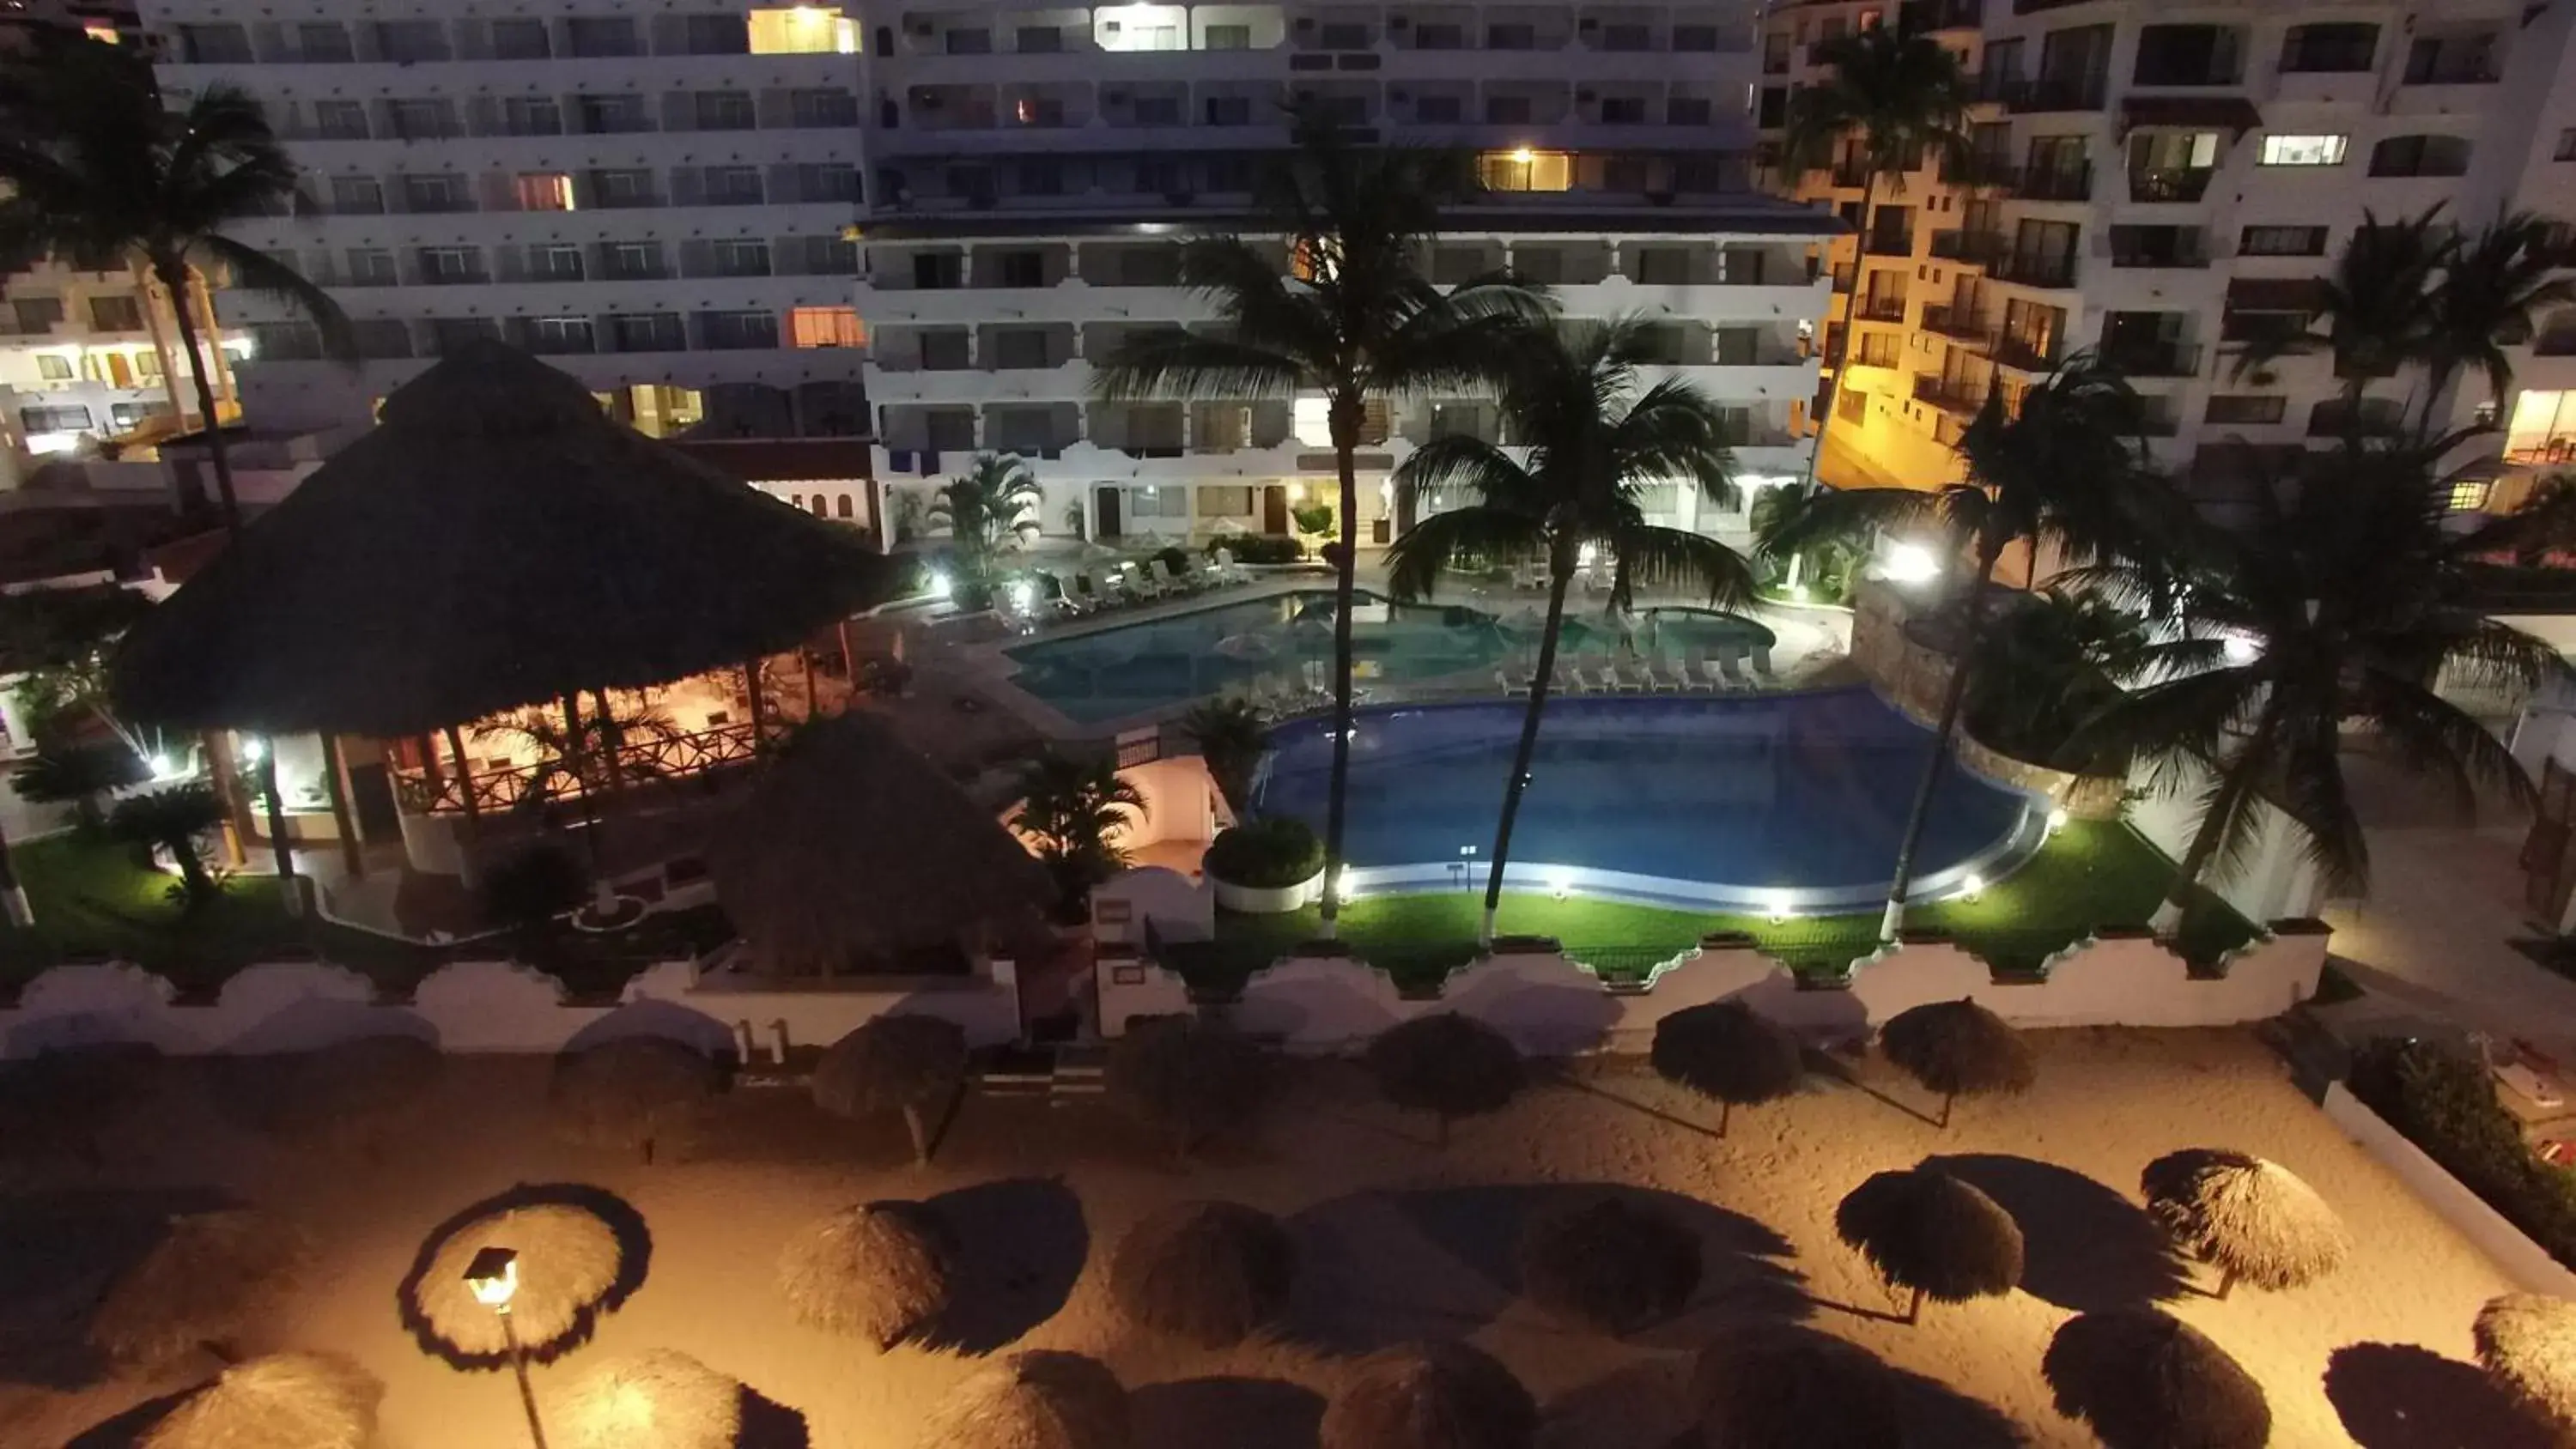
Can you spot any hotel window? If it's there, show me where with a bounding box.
[34,355,71,380]
[515,173,575,211]
[501,98,562,136]
[710,239,771,276]
[1199,486,1254,516]
[416,246,483,283]
[177,23,251,62]
[601,242,665,279]
[1485,95,1533,125]
[112,403,173,428]
[1204,23,1251,50]
[401,173,472,212]
[1098,11,1182,51]
[566,16,640,56]
[21,405,93,433]
[2239,225,2328,257]
[14,298,63,333]
[1414,95,1463,124]
[2369,134,2471,179]
[133,351,161,377]
[609,313,686,352]
[313,100,368,139]
[2203,394,2287,425]
[89,295,142,331]
[2448,479,2493,513]
[703,166,763,204]
[1018,26,1064,53]
[698,310,777,349]
[386,100,456,140]
[528,245,585,281]
[1600,97,1647,124]
[1674,25,1718,52]
[589,169,658,208]
[1854,333,1902,367]
[352,319,413,359]
[1479,149,1573,192]
[680,13,748,53]
[1015,161,1066,197]
[1206,95,1253,125]
[490,18,550,58]
[790,88,860,127]
[428,318,501,355]
[374,21,450,62]
[329,175,385,215]
[791,306,864,349]
[527,318,593,354]
[1668,97,1714,125]
[345,247,396,285]
[1318,22,1367,48]
[747,7,855,53]
[297,21,353,61]
[2257,133,2348,167]
[694,91,756,130]
[1414,22,1464,49]
[574,94,651,134]
[1488,22,1535,50]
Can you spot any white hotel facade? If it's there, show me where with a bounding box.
[133,0,1837,548]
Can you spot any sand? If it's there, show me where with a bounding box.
[0,1028,2538,1447]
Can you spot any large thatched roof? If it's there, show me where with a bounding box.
[777,1200,953,1349]
[1108,1199,1295,1349]
[141,1352,382,1449]
[112,340,900,737]
[92,1209,313,1367]
[2044,1308,2270,1449]
[2141,1149,2348,1294]
[2476,1293,2576,1435]
[713,713,1055,973]
[919,1350,1128,1449]
[1321,1342,1537,1449]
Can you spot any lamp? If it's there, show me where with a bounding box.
[464,1246,549,1449]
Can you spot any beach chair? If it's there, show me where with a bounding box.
[1122,563,1164,601]
[1497,658,1534,697]
[1719,652,1751,689]
[1550,657,1586,694]
[1612,654,1653,692]
[1036,573,1084,618]
[1751,644,1777,681]
[1646,652,1690,692]
[1212,546,1246,584]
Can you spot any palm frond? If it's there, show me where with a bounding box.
[1091,333,1309,403]
[1607,524,1757,609]
[198,234,355,362]
[1384,506,1547,602]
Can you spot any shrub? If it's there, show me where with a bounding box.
[482,840,589,931]
[1203,819,1323,890]
[2350,1038,2576,1271]
[1216,535,1303,565]
[13,741,146,828]
[1290,501,1334,537]
[1155,544,1193,577]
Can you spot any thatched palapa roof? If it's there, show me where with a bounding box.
[92,1209,313,1368]
[1321,1342,1536,1449]
[2476,1293,2576,1436]
[2044,1308,2270,1449]
[2141,1149,2348,1293]
[1107,1199,1295,1349]
[1517,1194,1703,1336]
[778,1199,953,1349]
[1692,1322,1900,1449]
[918,1350,1129,1449]
[713,713,1054,973]
[112,340,899,737]
[139,1352,384,1449]
[548,1349,745,1449]
[1834,1167,2023,1310]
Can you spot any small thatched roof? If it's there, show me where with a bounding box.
[93,1210,313,1368]
[918,1350,1128,1449]
[268,1035,442,1149]
[1834,1167,2022,1306]
[1650,1000,1804,1107]
[111,339,899,737]
[1517,1194,1702,1336]
[551,1038,718,1160]
[713,713,1055,974]
[411,1201,629,1361]
[2044,1308,2270,1449]
[813,1015,970,1119]
[2476,1294,2576,1435]
[2141,1149,2349,1292]
[1104,1016,1267,1150]
[1321,1341,1536,1449]
[778,1200,952,1349]
[1692,1322,1899,1449]
[1364,1012,1526,1122]
[548,1349,744,1449]
[1107,1200,1294,1349]
[1879,998,2035,1100]
[140,1352,383,1449]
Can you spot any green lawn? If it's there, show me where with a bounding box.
[1199,820,2259,994]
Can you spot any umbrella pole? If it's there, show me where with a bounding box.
[562,693,611,912]
[744,659,769,739]
[499,1311,549,1449]
[320,733,365,879]
[443,724,482,836]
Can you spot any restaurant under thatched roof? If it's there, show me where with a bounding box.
[713,712,1054,974]
[111,340,900,739]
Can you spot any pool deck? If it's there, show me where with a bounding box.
[923,563,1858,744]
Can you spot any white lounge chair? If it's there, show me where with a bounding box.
[1212,546,1247,584]
[1497,658,1534,697]
[1612,654,1653,692]
[1551,657,1585,694]
[1751,644,1777,681]
[1122,563,1164,601]
[1719,652,1751,689]
[1645,652,1690,691]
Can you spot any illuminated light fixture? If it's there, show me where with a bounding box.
[1960,871,1985,901]
[1334,866,1355,901]
[1788,583,1810,601]
[1009,579,1036,614]
[2044,806,2069,835]
[926,569,952,601]
[1765,891,1795,924]
[2220,631,2261,665]
[464,1246,519,1310]
[222,336,255,359]
[240,737,267,762]
[1882,541,1941,584]
[1577,542,1600,568]
[148,753,175,779]
[1549,869,1574,900]
[1510,146,1536,165]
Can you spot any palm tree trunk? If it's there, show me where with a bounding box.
[1801,171,1879,486]
[2149,693,2288,937]
[1479,544,1576,948]
[155,256,242,535]
[0,812,30,927]
[255,746,301,916]
[1317,397,1364,939]
[1879,526,2007,941]
[134,263,188,433]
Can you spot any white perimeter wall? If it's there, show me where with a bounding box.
[2123,752,2324,925]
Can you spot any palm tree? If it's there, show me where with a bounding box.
[109,783,228,909]
[2075,437,2565,933]
[2230,205,2450,430]
[1777,21,1973,482]
[2424,211,2576,430]
[927,453,1043,605]
[1965,588,2148,770]
[1091,122,1540,937]
[1759,355,2167,939]
[1178,695,1268,813]
[1385,318,1751,946]
[1012,754,1146,910]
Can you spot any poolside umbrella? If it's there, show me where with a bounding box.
[1320,1341,1537,1449]
[2043,1308,2270,1449]
[811,1015,970,1165]
[2476,1293,2576,1439]
[411,1199,631,1362]
[1107,1200,1294,1349]
[547,1349,743,1449]
[1364,1012,1525,1149]
[1649,999,1803,1137]
[112,339,900,739]
[265,1034,442,1153]
[139,1352,383,1449]
[711,712,1054,976]
[1516,1193,1702,1336]
[1692,1322,1899,1449]
[1877,997,2035,1128]
[1833,1167,2022,1324]
[551,1038,718,1164]
[917,1350,1128,1449]
[777,1200,952,1349]
[2140,1149,2348,1299]
[93,1209,313,1367]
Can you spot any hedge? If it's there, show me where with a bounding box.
[2350,1037,2576,1270]
[1212,535,1303,565]
[1204,819,1324,890]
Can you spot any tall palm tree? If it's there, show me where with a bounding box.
[1759,354,2167,939]
[926,452,1043,604]
[1012,754,1146,909]
[1777,21,1973,482]
[2424,211,2576,430]
[1385,318,1752,945]
[0,35,351,915]
[1091,123,1540,937]
[2230,205,2450,429]
[2074,437,2564,932]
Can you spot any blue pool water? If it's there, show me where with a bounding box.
[1004,589,1773,724]
[1252,689,2040,910]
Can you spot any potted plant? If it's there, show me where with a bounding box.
[1204,817,1324,914]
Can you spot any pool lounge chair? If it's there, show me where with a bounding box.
[1212,546,1246,585]
[1645,652,1690,692]
[1550,657,1586,694]
[1611,654,1653,692]
[1148,558,1195,596]
[1719,652,1751,689]
[1121,564,1164,601]
[1751,644,1777,682]
[1497,658,1534,697]
[1071,574,1113,611]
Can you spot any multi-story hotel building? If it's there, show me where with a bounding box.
[129,0,1837,548]
[1765,0,2576,513]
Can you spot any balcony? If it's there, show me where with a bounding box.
[2013,162,2093,203]
[2127,167,2215,204]
[1862,231,1916,258]
[1856,294,1910,323]
[1982,76,2108,113]
[2111,239,2212,270]
[1989,334,2062,373]
[2101,339,2202,378]
[1899,0,1985,31]
[1922,304,1993,342]
[1828,161,1873,189]
[1990,252,2079,289]
[1938,153,2017,188]
[2306,400,2409,438]
[1913,375,1988,415]
[1929,229,2008,265]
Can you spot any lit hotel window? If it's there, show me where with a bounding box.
[515,173,575,211]
[790,306,865,349]
[748,7,859,54]
[1480,149,1573,192]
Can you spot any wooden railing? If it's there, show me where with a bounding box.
[393,719,777,815]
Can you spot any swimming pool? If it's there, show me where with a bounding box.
[1251,688,2043,912]
[1002,588,1774,725]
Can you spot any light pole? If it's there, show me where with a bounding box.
[465,1246,550,1449]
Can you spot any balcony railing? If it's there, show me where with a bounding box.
[1922,304,1994,342]
[2306,402,2409,438]
[2102,340,2202,378]
[1899,0,1985,31]
[1939,153,2018,188]
[2013,162,2093,202]
[1990,252,2080,288]
[1989,334,2062,373]
[1862,231,1916,258]
[1913,375,1989,414]
[2111,240,2212,270]
[392,719,778,816]
[2127,167,2215,204]
[1929,229,2008,265]
[1979,76,2108,112]
[1856,295,1910,323]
